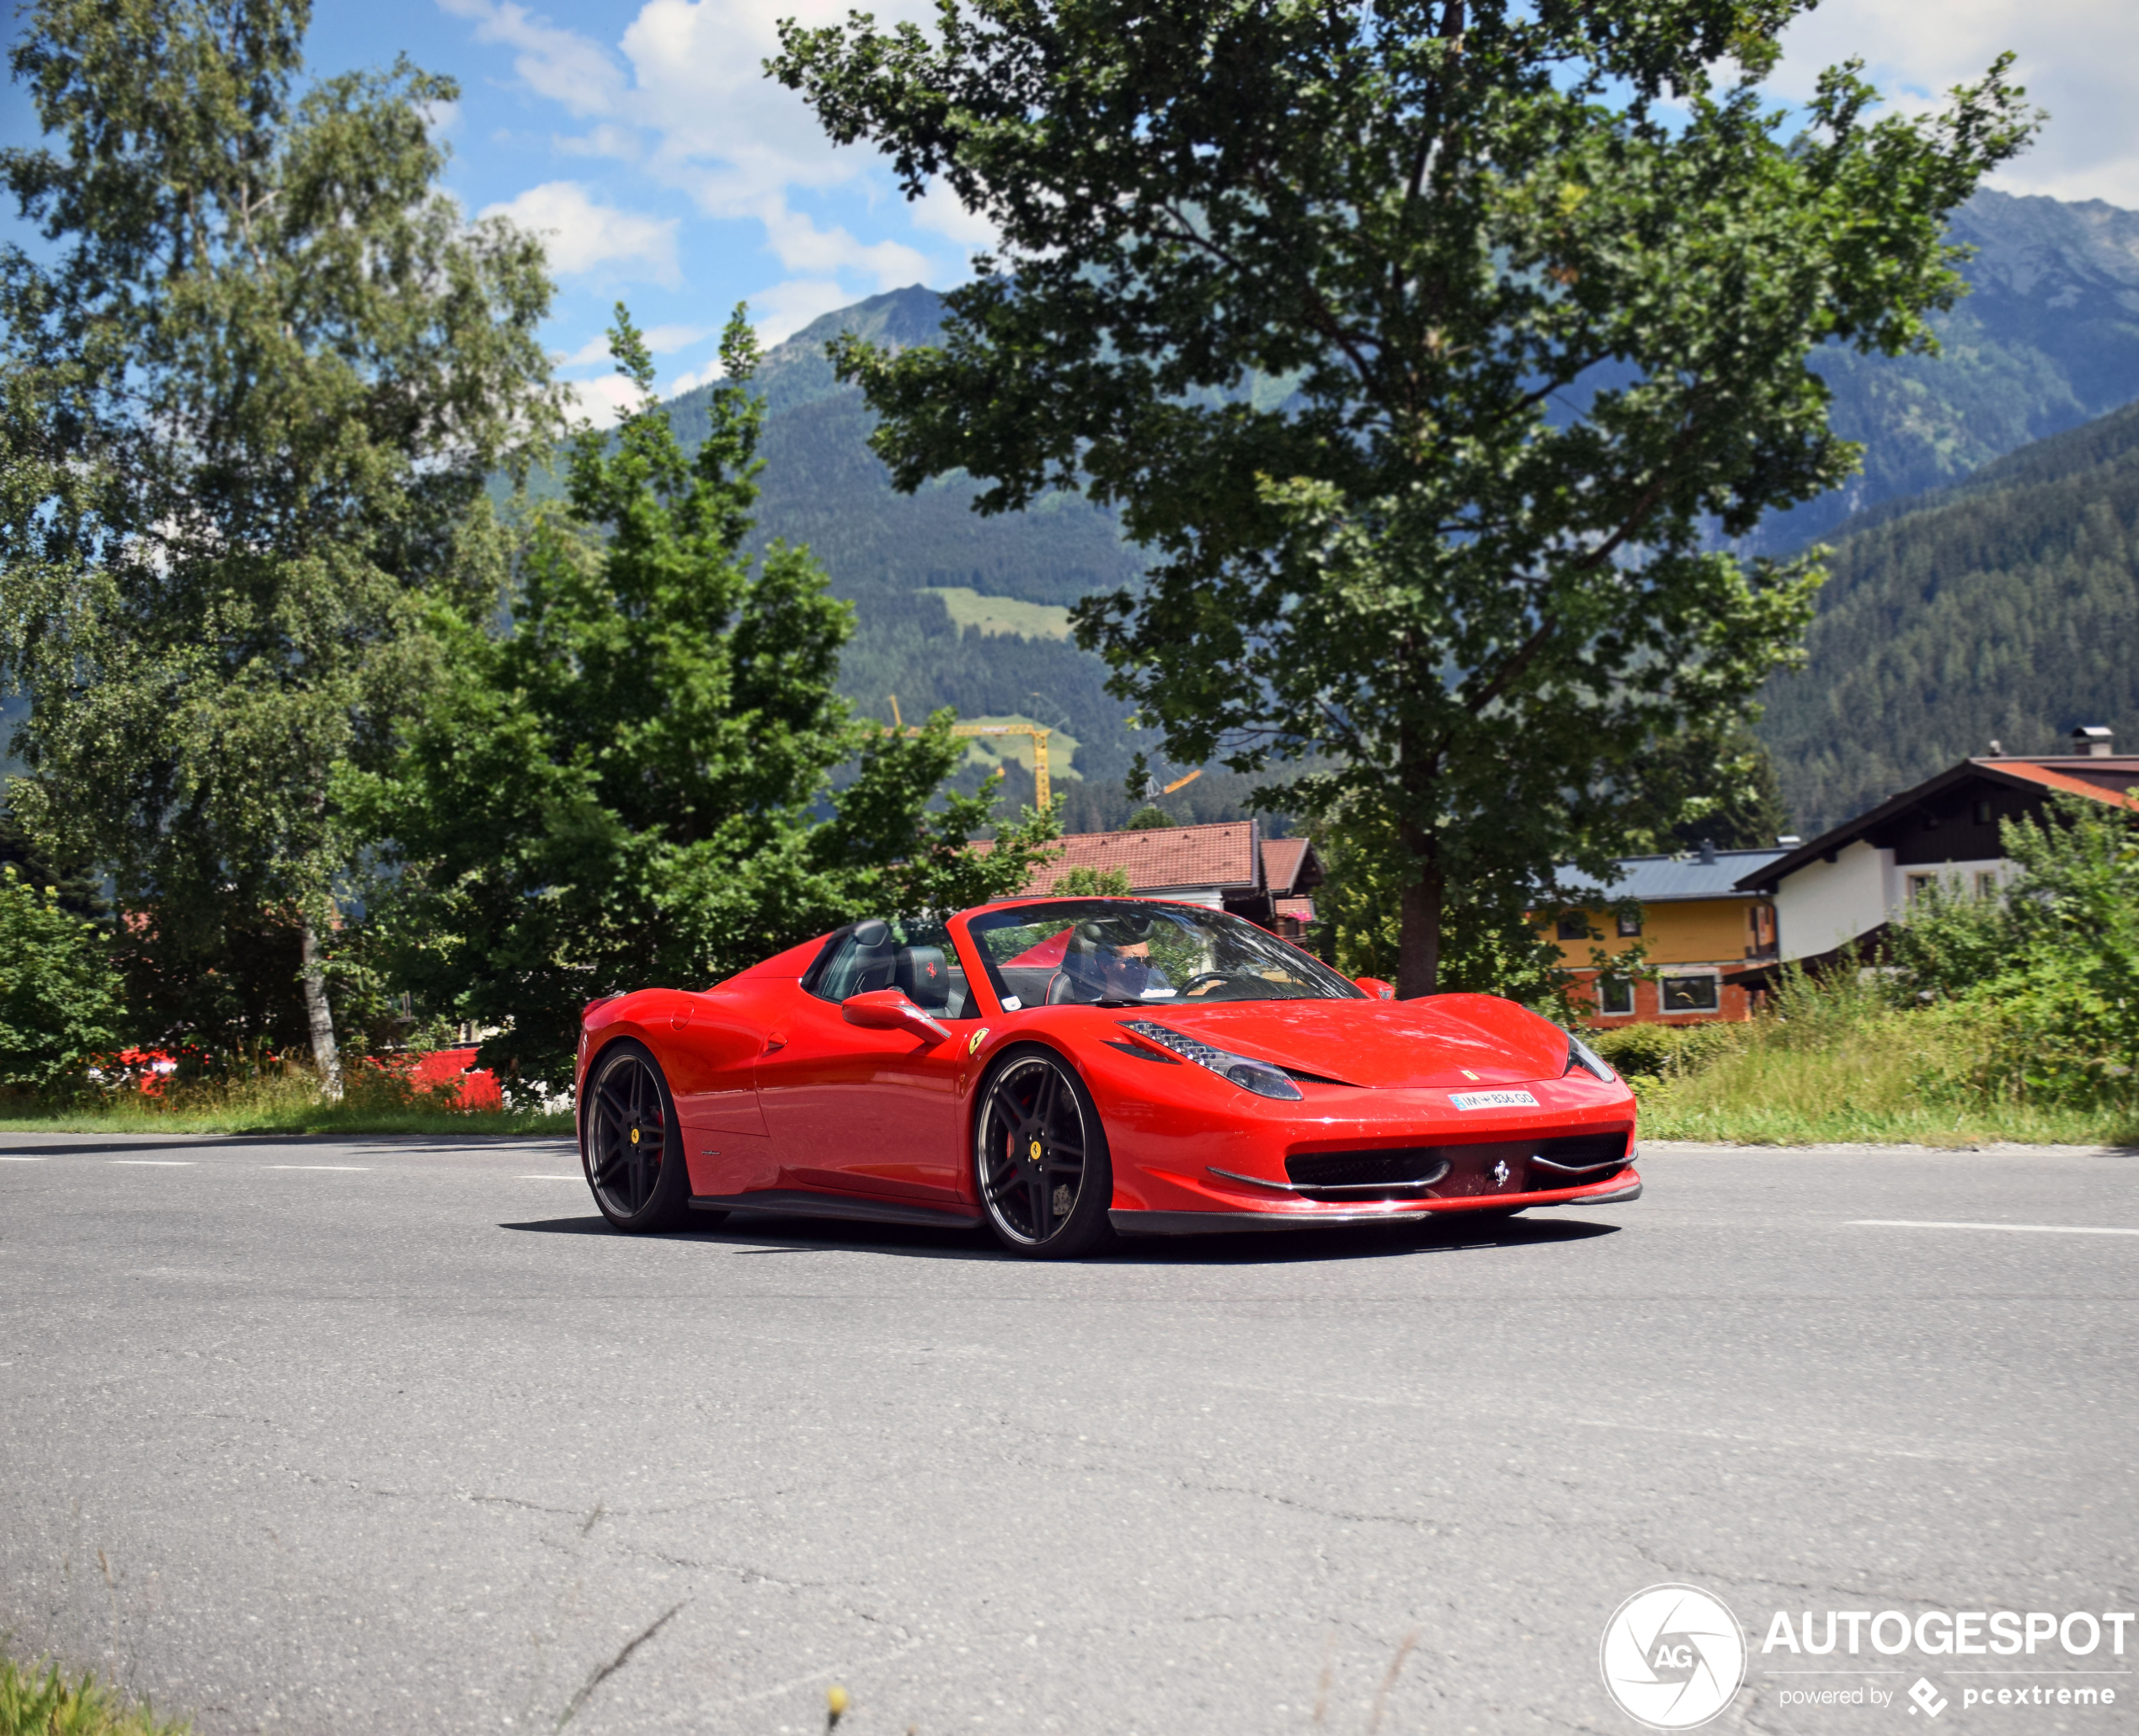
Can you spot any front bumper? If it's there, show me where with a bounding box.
[1110,1169,1642,1235]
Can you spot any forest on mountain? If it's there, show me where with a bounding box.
[1762,394,2139,833]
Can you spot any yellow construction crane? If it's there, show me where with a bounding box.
[888,696,1053,807]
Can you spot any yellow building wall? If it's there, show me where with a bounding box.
[1540,898,1760,967]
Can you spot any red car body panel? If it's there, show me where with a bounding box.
[575,897,1641,1235]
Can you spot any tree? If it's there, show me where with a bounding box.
[772,0,2035,995]
[0,0,559,1089]
[0,865,123,1093]
[1636,716,1793,854]
[1057,865,1134,895]
[1891,792,2139,1104]
[351,307,1060,1089]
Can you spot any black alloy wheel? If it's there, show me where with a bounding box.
[974,1047,1114,1257]
[583,1041,692,1232]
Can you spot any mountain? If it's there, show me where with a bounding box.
[639,189,2139,828]
[1757,397,2139,835]
[1752,190,2139,550]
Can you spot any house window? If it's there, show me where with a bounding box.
[1596,977,1635,1016]
[1976,871,2000,901]
[1660,974,1720,1013]
[1906,872,1939,903]
[1616,909,1643,938]
[1555,913,1589,941]
[1974,799,1994,825]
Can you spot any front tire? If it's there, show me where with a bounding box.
[582,1041,693,1232]
[974,1046,1115,1258]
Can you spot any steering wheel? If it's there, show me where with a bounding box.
[1176,972,1233,996]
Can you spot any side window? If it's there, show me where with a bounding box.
[808,919,977,1019]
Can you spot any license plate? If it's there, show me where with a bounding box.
[1448,1089,1539,1110]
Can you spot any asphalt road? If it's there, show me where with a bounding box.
[2,1132,2134,1736]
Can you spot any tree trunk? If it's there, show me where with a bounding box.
[300,918,343,1101]
[1396,854,1443,999]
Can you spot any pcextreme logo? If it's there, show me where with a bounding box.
[1600,1584,1748,1730]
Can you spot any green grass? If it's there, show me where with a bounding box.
[1588,1003,2139,1148]
[920,585,1075,641]
[0,1069,573,1138]
[0,1656,190,1736]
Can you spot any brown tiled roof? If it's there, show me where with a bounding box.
[1980,759,2139,807]
[1262,837,1310,895]
[1028,820,1262,895]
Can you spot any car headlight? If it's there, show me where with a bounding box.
[1564,1029,1616,1082]
[1120,1020,1304,1100]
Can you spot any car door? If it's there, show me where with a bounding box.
[662,984,785,1197]
[755,921,978,1203]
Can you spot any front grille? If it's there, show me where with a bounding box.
[1286,1148,1452,1190]
[1283,1128,1631,1201]
[1527,1132,1630,1172]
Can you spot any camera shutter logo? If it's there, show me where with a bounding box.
[1599,1584,1747,1729]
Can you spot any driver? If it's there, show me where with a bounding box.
[1064,919,1173,1001]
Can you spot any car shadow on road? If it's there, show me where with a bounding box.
[499,1211,1621,1265]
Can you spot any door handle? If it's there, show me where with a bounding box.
[764,1033,787,1052]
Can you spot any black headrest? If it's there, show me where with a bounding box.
[894,946,950,1007]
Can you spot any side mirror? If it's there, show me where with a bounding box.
[1356,977,1395,1001]
[841,988,952,1044]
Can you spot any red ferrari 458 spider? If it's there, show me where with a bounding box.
[574,896,1640,1256]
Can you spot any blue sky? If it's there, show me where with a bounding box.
[5,1,2134,421]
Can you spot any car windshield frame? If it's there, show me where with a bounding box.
[962,898,1364,1009]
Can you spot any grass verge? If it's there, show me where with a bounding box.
[0,1069,572,1138]
[0,1655,190,1736]
[1589,1000,2139,1148]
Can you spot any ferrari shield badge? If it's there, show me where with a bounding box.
[968,1028,989,1056]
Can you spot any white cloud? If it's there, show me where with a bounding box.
[908,187,1000,252]
[747,277,863,349]
[480,181,680,282]
[553,123,642,162]
[438,0,627,118]
[565,373,650,429]
[557,322,715,367]
[1774,0,2139,210]
[614,0,944,219]
[757,197,932,289]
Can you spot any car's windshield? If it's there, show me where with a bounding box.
[966,900,1363,1009]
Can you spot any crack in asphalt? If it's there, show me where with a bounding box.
[554,1597,686,1729]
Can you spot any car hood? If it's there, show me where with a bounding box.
[1125,993,1570,1089]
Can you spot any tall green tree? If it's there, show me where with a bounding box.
[351,308,1061,1088]
[0,0,558,1088]
[773,0,2036,995]
[0,865,122,1094]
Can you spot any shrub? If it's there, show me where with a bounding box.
[1056,865,1134,895]
[1892,794,2139,1105]
[1584,1020,1743,1083]
[0,865,124,1093]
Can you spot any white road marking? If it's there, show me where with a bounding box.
[1851,1219,2139,1238]
[264,1164,371,1171]
[0,1155,47,1162]
[109,1159,195,1167]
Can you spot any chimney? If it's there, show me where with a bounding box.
[2071,725,2114,758]
[1699,837,1717,865]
